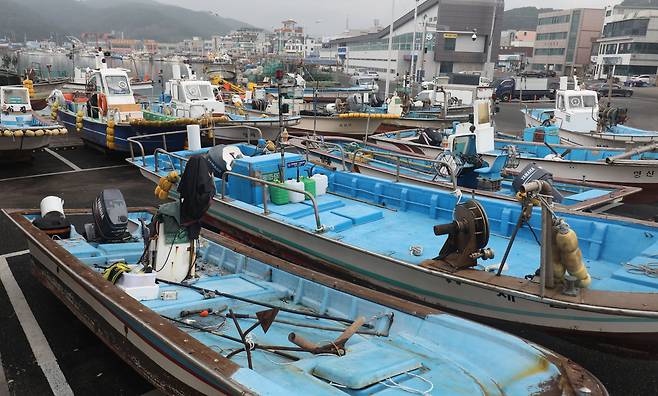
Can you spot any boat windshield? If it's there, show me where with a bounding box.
[568,95,597,109]
[2,88,29,105]
[184,83,214,101]
[105,75,131,95]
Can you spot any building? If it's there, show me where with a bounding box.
[320,0,504,82]
[532,8,605,76]
[500,30,536,47]
[594,3,658,80]
[274,20,304,54]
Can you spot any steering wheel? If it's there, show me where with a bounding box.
[569,97,582,107]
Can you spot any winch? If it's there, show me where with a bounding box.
[432,200,494,270]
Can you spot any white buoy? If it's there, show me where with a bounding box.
[186,124,202,151]
[40,196,64,217]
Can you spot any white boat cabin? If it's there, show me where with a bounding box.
[448,98,495,155]
[551,77,598,133]
[83,51,142,122]
[164,64,225,118]
[0,86,33,127]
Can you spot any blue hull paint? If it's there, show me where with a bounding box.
[58,110,185,153]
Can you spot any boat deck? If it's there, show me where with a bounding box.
[36,211,570,395]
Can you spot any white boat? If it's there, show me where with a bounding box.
[0,86,66,160]
[522,77,658,148]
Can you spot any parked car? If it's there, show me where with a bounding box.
[625,74,655,87]
[363,70,380,80]
[588,83,633,97]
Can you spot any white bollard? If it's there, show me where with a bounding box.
[186,124,202,151]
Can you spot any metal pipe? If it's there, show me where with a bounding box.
[605,142,658,164]
[384,0,395,99]
[540,195,554,297]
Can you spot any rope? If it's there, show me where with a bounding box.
[624,262,658,278]
[380,372,434,395]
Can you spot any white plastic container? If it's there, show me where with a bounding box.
[285,179,305,203]
[186,124,202,151]
[311,174,328,196]
[116,271,159,301]
[155,223,193,282]
[40,196,64,217]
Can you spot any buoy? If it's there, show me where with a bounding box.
[25,130,35,137]
[60,128,68,134]
[35,129,44,137]
[167,171,179,183]
[14,130,24,137]
[159,178,172,191]
[3,130,13,137]
[555,223,591,288]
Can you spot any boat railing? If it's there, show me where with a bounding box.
[346,147,458,190]
[152,148,190,174]
[128,129,192,165]
[212,125,263,145]
[220,171,326,233]
[295,137,348,171]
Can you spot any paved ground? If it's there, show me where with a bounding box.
[0,126,657,395]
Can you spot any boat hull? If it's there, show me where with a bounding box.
[290,116,383,136]
[58,110,185,153]
[0,135,50,160]
[524,113,658,148]
[380,115,469,130]
[195,197,658,357]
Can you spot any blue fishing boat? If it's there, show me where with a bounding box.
[50,50,186,153]
[6,198,607,395]
[288,135,641,211]
[129,137,658,357]
[0,85,66,160]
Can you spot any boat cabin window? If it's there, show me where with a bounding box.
[184,84,214,101]
[477,101,490,124]
[86,74,103,93]
[2,88,29,105]
[452,134,476,157]
[557,94,566,111]
[105,75,131,95]
[567,95,597,109]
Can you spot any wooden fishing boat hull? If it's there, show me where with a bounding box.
[58,109,185,153]
[524,112,658,148]
[379,114,470,131]
[6,210,260,396]
[290,116,383,136]
[291,139,641,211]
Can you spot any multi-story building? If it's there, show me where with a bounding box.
[320,0,503,82]
[532,8,604,75]
[274,20,304,54]
[500,30,536,47]
[594,3,658,81]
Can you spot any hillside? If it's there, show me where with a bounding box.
[0,0,251,42]
[501,7,557,31]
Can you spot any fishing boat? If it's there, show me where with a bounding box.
[50,51,187,153]
[370,101,658,200]
[129,136,658,357]
[0,85,66,160]
[522,77,658,148]
[5,195,607,395]
[145,64,300,142]
[287,135,640,212]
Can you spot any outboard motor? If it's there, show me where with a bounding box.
[421,128,446,147]
[207,144,243,178]
[33,196,71,238]
[512,163,563,203]
[86,189,129,242]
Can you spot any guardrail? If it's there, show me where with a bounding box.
[295,137,348,171]
[220,171,325,233]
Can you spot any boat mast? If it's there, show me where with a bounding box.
[384,0,395,100]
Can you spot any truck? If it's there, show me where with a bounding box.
[493,77,556,102]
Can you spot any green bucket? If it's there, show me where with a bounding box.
[301,177,316,199]
[269,183,289,205]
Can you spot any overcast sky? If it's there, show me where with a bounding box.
[159,0,616,36]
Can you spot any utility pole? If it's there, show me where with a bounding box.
[384,0,395,99]
[484,2,497,80]
[409,0,419,89]
[418,14,428,85]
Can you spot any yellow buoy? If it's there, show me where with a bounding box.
[60,128,68,134]
[35,129,44,137]
[555,224,591,288]
[25,130,35,137]
[3,130,13,137]
[158,189,169,200]
[14,130,24,137]
[167,171,179,182]
[159,178,172,191]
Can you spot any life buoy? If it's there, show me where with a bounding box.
[98,93,108,116]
